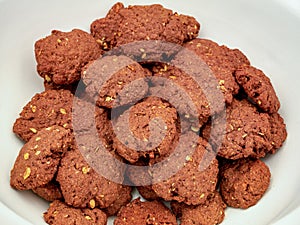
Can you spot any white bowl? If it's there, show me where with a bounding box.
[0,0,299,224]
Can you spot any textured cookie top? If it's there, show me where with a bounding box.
[32,181,63,202]
[113,96,179,163]
[203,98,287,160]
[57,147,123,209]
[220,159,271,209]
[13,89,73,142]
[10,126,72,190]
[183,38,249,104]
[151,132,218,205]
[44,200,107,225]
[114,198,177,225]
[171,191,226,225]
[150,63,225,129]
[102,185,132,217]
[91,3,200,49]
[184,38,250,72]
[83,55,150,108]
[35,29,102,85]
[234,65,280,113]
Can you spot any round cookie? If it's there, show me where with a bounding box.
[171,191,226,225]
[13,89,73,142]
[35,29,102,85]
[268,112,287,153]
[219,159,271,209]
[234,65,280,113]
[203,98,287,160]
[151,132,219,205]
[82,55,150,108]
[184,38,250,72]
[43,200,107,225]
[182,38,248,105]
[114,198,177,225]
[102,185,133,216]
[10,126,72,190]
[113,96,179,163]
[90,3,200,49]
[56,147,123,209]
[32,181,63,202]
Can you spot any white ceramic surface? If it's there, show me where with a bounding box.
[0,0,299,224]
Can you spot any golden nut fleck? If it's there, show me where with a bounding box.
[191,126,200,133]
[23,153,29,160]
[45,127,52,131]
[258,100,262,105]
[117,81,123,85]
[63,123,68,128]
[85,216,92,220]
[31,105,37,113]
[242,134,248,138]
[60,108,67,114]
[23,167,31,180]
[200,193,205,199]
[185,155,193,162]
[45,75,51,82]
[105,96,114,102]
[35,137,41,141]
[82,167,90,174]
[219,79,225,85]
[35,150,41,156]
[169,75,176,79]
[89,199,96,209]
[57,38,62,43]
[29,128,37,133]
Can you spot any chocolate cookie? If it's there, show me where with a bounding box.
[35,29,102,85]
[220,159,271,209]
[103,185,133,216]
[203,98,287,159]
[91,3,200,49]
[10,126,72,190]
[151,132,218,205]
[171,191,226,225]
[184,38,250,72]
[56,147,123,209]
[268,112,287,153]
[112,96,179,163]
[182,38,249,104]
[32,181,63,202]
[13,89,73,142]
[234,65,280,113]
[44,200,107,225]
[82,55,150,108]
[114,198,177,225]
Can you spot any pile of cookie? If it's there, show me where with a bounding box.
[10,2,287,225]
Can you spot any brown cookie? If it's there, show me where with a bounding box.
[43,200,107,225]
[35,29,102,85]
[234,65,280,113]
[56,147,123,209]
[90,3,200,49]
[136,186,160,201]
[268,112,287,153]
[32,181,63,202]
[102,185,133,216]
[114,198,177,225]
[184,38,250,72]
[182,38,249,105]
[220,159,271,209]
[82,55,150,108]
[171,191,226,225]
[203,99,287,159]
[13,89,73,142]
[150,63,224,127]
[10,126,72,190]
[151,132,218,205]
[112,96,179,163]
